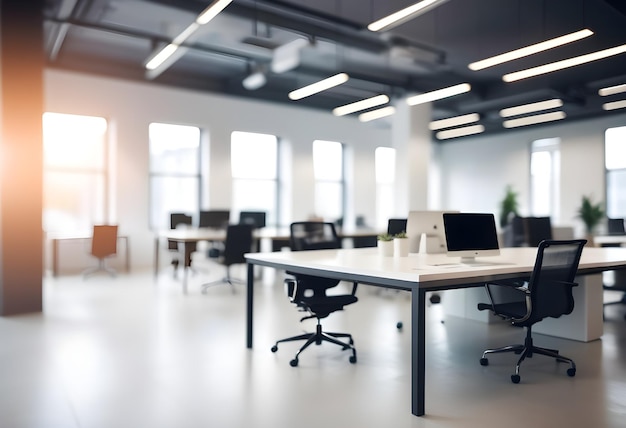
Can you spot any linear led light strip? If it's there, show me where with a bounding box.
[288,73,349,100]
[503,43,626,82]
[406,83,471,106]
[145,0,233,71]
[499,99,563,118]
[359,106,396,122]
[436,124,485,140]
[468,29,593,71]
[429,113,480,130]
[368,0,449,32]
[599,84,626,96]
[503,111,566,128]
[333,95,389,116]
[603,100,626,111]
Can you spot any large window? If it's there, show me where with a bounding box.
[43,112,108,234]
[149,123,201,230]
[313,140,344,222]
[606,126,626,218]
[375,147,396,229]
[231,131,279,226]
[530,138,560,219]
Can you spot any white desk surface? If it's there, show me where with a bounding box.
[593,235,626,246]
[246,246,626,290]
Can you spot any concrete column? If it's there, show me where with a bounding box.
[0,0,45,315]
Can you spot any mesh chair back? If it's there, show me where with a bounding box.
[387,218,407,236]
[608,218,626,235]
[526,239,586,323]
[222,224,254,266]
[169,213,192,250]
[290,222,341,251]
[91,225,118,258]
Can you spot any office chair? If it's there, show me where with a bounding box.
[83,225,118,278]
[271,221,358,367]
[477,239,586,383]
[522,216,553,247]
[387,218,407,236]
[201,224,254,293]
[169,213,194,276]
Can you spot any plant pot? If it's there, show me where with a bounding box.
[394,238,409,257]
[378,240,394,256]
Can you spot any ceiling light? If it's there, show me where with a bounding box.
[242,71,266,90]
[358,106,396,122]
[333,95,390,116]
[368,0,449,32]
[288,73,349,100]
[502,111,566,128]
[503,43,626,82]
[271,38,310,74]
[429,113,480,130]
[196,0,233,25]
[435,124,485,139]
[499,99,563,117]
[173,23,200,45]
[145,43,179,70]
[599,83,626,96]
[602,100,626,111]
[406,83,471,106]
[468,29,593,71]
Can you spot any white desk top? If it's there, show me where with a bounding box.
[593,235,626,246]
[246,246,626,291]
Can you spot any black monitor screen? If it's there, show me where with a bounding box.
[199,210,230,228]
[443,213,500,259]
[239,211,266,228]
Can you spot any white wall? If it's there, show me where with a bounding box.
[44,69,391,270]
[438,112,626,237]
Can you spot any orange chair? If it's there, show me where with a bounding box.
[83,225,118,278]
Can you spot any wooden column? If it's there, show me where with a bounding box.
[0,0,45,315]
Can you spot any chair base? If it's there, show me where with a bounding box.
[479,327,576,383]
[201,276,241,294]
[83,260,116,279]
[271,321,357,366]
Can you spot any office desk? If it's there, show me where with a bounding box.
[594,235,626,246]
[244,246,626,417]
[51,234,130,276]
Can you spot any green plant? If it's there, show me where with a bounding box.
[377,233,393,242]
[394,231,407,239]
[499,185,520,228]
[577,195,605,234]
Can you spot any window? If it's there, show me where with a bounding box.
[231,131,279,226]
[149,123,201,230]
[313,140,344,222]
[375,147,396,229]
[606,126,626,218]
[43,112,108,233]
[530,138,560,219]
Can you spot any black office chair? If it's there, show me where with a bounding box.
[201,224,254,293]
[271,221,358,367]
[522,216,553,247]
[477,239,586,383]
[387,218,407,236]
[169,213,194,276]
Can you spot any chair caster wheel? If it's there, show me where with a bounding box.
[567,368,576,377]
[349,355,357,364]
[289,358,298,367]
[271,345,278,353]
[480,358,489,366]
[511,374,521,384]
[396,321,403,330]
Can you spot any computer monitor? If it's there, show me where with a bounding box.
[406,210,458,254]
[199,210,230,228]
[443,212,500,263]
[239,211,266,228]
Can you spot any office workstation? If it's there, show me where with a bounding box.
[4,1,626,427]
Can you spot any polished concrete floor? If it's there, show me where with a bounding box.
[1,260,626,428]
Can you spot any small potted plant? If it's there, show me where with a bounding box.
[394,231,409,257]
[577,194,605,240]
[377,233,394,256]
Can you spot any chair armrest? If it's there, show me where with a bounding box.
[482,280,529,309]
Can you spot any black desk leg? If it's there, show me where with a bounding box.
[411,288,427,416]
[246,262,254,348]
